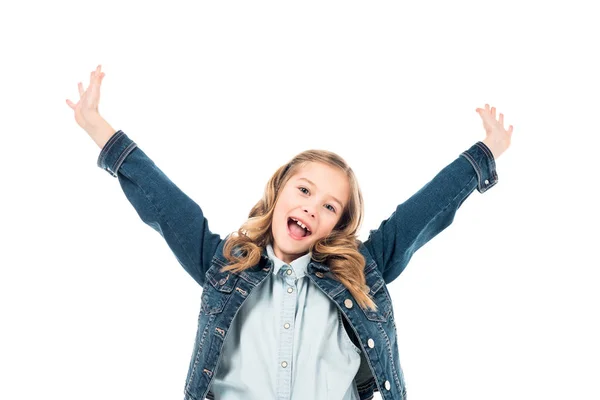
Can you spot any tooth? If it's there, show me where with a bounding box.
[290,217,310,231]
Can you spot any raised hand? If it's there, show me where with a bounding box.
[66,64,106,131]
[475,104,514,160]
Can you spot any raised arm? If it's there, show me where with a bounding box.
[362,103,513,284]
[362,141,497,284]
[66,65,222,287]
[95,129,223,287]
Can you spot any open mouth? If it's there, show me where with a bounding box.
[287,217,312,239]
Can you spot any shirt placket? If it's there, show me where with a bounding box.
[276,264,298,400]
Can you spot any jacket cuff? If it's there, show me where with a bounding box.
[96,130,138,177]
[459,141,498,193]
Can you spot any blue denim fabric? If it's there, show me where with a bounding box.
[207,243,362,399]
[97,130,498,400]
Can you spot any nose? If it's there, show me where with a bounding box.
[302,205,316,219]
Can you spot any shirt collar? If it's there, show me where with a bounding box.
[266,243,312,280]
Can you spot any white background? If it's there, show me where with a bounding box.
[1,1,598,399]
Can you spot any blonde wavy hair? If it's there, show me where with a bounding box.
[220,149,377,312]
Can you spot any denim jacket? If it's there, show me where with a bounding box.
[97,130,497,400]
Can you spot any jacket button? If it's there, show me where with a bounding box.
[484,179,489,185]
[344,299,353,309]
[315,272,324,278]
[367,338,375,348]
[384,380,391,390]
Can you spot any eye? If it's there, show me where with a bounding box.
[298,187,336,213]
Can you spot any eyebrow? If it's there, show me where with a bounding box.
[297,177,345,210]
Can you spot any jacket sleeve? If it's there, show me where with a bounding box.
[362,141,498,284]
[96,130,223,287]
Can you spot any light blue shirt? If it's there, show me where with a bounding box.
[208,243,362,400]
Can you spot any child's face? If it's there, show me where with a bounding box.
[271,161,350,264]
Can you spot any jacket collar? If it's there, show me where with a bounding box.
[260,243,331,274]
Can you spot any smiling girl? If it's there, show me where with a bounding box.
[67,65,513,400]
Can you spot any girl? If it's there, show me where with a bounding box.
[66,65,513,400]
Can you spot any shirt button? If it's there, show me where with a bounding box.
[284,323,290,329]
[315,272,324,278]
[384,380,391,390]
[281,361,288,368]
[287,287,294,293]
[344,299,353,309]
[367,338,375,348]
[484,179,489,185]
[286,269,292,275]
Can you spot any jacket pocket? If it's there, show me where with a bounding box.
[358,264,393,322]
[200,259,239,315]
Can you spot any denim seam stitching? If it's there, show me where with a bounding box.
[183,388,198,400]
[486,172,498,189]
[377,322,403,397]
[475,141,497,178]
[460,152,483,192]
[110,142,137,177]
[476,141,493,160]
[338,308,361,353]
[437,172,479,214]
[97,130,124,169]
[185,316,212,395]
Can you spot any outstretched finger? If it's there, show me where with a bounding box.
[66,98,75,110]
[78,82,84,97]
[89,68,100,86]
[90,71,104,88]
